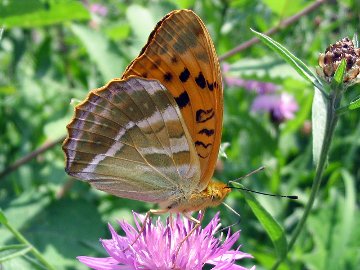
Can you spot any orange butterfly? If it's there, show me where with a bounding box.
[62,9,229,224]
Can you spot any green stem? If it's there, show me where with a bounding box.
[272,90,342,269]
[0,212,56,270]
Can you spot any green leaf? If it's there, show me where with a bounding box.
[0,190,105,270]
[348,96,360,110]
[331,59,346,89]
[251,29,325,93]
[227,56,304,80]
[105,23,131,41]
[263,0,306,17]
[0,244,28,252]
[0,0,90,28]
[126,5,156,45]
[71,24,125,81]
[312,86,328,166]
[328,170,356,269]
[0,246,32,263]
[303,170,357,270]
[0,209,8,224]
[337,95,360,115]
[240,188,288,259]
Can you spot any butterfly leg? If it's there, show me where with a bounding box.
[123,208,169,252]
[169,213,174,227]
[173,211,205,266]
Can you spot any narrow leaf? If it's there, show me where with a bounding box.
[328,170,356,268]
[0,209,8,224]
[312,86,328,166]
[331,59,346,89]
[348,96,360,110]
[71,24,125,81]
[0,246,32,263]
[337,95,360,115]
[251,29,325,93]
[240,188,288,259]
[0,244,28,252]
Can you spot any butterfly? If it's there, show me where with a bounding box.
[62,9,230,222]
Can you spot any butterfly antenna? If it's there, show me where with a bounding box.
[227,166,265,184]
[226,166,297,199]
[228,185,298,199]
[218,202,241,233]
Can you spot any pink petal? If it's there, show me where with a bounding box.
[77,256,124,270]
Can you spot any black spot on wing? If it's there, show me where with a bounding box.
[207,80,214,91]
[196,109,215,123]
[179,68,190,82]
[198,153,209,159]
[171,56,178,63]
[175,91,190,109]
[199,128,214,136]
[195,141,212,148]
[164,72,173,82]
[195,72,206,89]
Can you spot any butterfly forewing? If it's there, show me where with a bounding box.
[122,10,223,189]
[63,77,201,203]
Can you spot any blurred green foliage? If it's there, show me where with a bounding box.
[0,0,359,269]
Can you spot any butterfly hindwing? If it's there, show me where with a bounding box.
[122,10,223,189]
[63,77,200,203]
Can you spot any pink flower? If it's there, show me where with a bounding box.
[251,93,298,122]
[222,63,298,123]
[78,212,255,270]
[89,3,108,17]
[243,80,278,95]
[222,63,278,94]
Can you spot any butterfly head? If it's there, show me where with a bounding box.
[205,180,232,206]
[173,180,231,213]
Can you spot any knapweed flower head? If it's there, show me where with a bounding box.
[78,212,255,270]
[251,93,298,123]
[317,37,360,85]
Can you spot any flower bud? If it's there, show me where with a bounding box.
[317,37,360,84]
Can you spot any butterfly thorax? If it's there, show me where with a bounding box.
[167,180,231,213]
